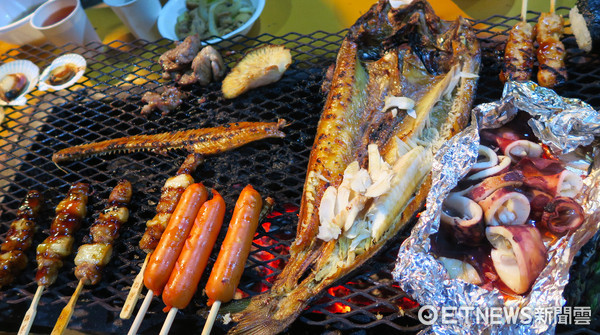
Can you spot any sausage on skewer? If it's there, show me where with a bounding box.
[128,183,208,335]
[120,154,203,320]
[143,182,208,295]
[0,190,44,288]
[162,189,226,312]
[535,12,568,87]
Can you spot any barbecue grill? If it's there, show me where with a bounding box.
[0,9,599,334]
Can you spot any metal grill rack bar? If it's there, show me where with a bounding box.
[0,8,599,334]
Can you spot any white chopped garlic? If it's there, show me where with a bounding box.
[383,96,416,118]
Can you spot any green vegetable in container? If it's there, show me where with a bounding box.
[175,0,255,41]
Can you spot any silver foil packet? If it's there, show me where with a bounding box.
[392,81,600,334]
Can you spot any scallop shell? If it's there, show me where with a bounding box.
[38,54,87,91]
[0,60,40,107]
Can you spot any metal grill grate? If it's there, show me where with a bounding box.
[0,8,599,334]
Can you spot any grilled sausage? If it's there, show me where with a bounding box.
[143,183,208,295]
[205,185,263,305]
[162,190,226,311]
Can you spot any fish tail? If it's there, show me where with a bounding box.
[229,290,308,335]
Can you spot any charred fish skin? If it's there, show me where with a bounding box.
[229,1,480,334]
[52,120,286,164]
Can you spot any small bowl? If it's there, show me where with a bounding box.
[38,53,87,91]
[0,60,40,106]
[0,0,48,45]
[157,0,265,43]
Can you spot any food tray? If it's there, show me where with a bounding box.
[0,8,599,334]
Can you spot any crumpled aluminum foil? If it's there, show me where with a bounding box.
[392,81,600,334]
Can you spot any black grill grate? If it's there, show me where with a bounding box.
[0,8,599,334]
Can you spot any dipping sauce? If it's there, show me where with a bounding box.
[42,5,75,26]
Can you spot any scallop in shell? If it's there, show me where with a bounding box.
[39,54,87,91]
[0,60,40,106]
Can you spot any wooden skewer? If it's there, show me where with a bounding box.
[120,253,151,319]
[521,0,528,22]
[159,308,178,335]
[127,289,154,335]
[51,279,85,335]
[18,285,45,335]
[201,301,221,335]
[550,0,555,13]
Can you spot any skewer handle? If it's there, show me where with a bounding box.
[521,0,529,21]
[159,308,178,335]
[201,301,221,335]
[18,285,45,335]
[51,279,85,335]
[127,289,154,335]
[121,253,151,319]
[550,0,555,13]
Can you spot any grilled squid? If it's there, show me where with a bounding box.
[525,189,554,221]
[482,130,542,163]
[471,145,498,172]
[539,196,585,235]
[486,225,547,294]
[515,157,584,197]
[466,155,511,181]
[477,187,530,226]
[466,170,524,202]
[440,193,485,245]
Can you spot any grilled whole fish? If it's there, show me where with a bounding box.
[230,1,480,334]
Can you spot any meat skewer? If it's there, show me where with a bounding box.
[52,180,133,335]
[0,190,44,289]
[128,182,208,335]
[201,185,265,335]
[19,183,90,335]
[120,153,202,320]
[535,0,568,87]
[499,0,535,83]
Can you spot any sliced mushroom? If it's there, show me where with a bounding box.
[477,187,530,226]
[440,193,485,245]
[486,225,547,294]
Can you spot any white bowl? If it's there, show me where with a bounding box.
[0,0,48,45]
[157,0,265,43]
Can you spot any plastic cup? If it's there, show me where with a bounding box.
[103,0,162,41]
[30,0,101,46]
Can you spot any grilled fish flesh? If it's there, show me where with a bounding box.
[229,0,480,334]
